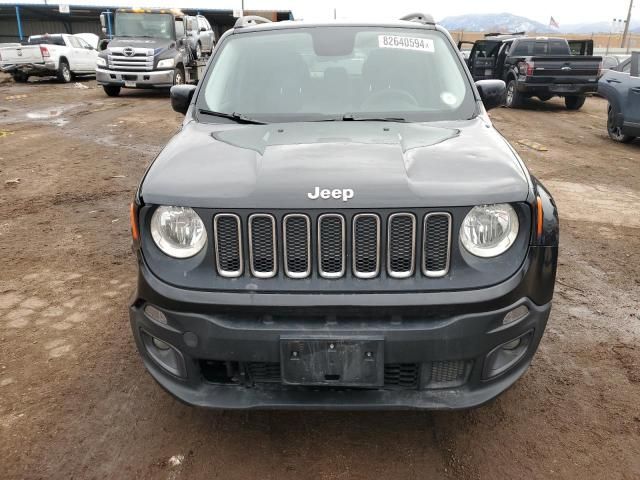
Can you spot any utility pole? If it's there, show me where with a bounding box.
[621,0,633,48]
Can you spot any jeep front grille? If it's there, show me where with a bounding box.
[318,214,346,278]
[423,213,452,278]
[213,214,243,278]
[212,211,452,280]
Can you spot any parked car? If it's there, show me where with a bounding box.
[127,14,559,410]
[602,55,631,71]
[461,35,602,110]
[195,15,215,57]
[598,52,639,143]
[0,33,98,83]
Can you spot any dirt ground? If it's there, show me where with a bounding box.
[1,74,639,480]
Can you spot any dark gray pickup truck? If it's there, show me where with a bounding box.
[599,53,640,143]
[128,14,559,410]
[463,35,602,110]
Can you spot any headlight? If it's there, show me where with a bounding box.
[96,57,107,67]
[460,204,519,258]
[157,58,175,69]
[150,206,207,258]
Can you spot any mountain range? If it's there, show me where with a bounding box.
[439,13,640,34]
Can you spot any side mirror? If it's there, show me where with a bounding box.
[100,13,106,28]
[475,79,506,111]
[171,84,197,115]
[200,27,207,32]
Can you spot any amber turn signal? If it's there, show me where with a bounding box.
[130,202,140,241]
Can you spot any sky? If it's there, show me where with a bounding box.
[267,0,635,26]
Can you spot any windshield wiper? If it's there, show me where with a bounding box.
[198,109,266,125]
[342,114,407,122]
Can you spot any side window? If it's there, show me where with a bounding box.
[76,38,90,49]
[511,41,533,56]
[175,20,185,38]
[67,36,81,48]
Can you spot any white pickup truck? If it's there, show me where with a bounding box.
[0,33,99,83]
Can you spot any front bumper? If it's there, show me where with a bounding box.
[129,246,556,410]
[96,67,174,88]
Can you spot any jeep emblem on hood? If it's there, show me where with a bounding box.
[307,187,355,202]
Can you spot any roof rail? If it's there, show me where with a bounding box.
[484,31,526,38]
[399,13,435,25]
[234,15,272,28]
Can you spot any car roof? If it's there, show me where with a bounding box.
[231,19,438,34]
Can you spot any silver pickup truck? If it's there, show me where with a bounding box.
[0,33,98,83]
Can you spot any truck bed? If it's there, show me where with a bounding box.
[0,45,44,66]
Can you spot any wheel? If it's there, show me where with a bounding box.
[173,66,185,86]
[12,72,28,83]
[56,60,72,83]
[196,42,202,59]
[565,95,586,111]
[505,79,524,108]
[607,104,635,143]
[103,85,121,97]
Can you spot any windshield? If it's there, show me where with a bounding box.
[114,13,174,40]
[198,27,476,123]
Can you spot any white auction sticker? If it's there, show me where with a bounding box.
[378,35,434,52]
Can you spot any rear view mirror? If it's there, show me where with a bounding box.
[171,84,197,115]
[475,79,506,111]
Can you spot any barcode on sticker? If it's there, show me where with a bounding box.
[378,35,434,52]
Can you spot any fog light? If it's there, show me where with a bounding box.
[141,331,186,378]
[152,337,170,350]
[483,331,533,380]
[503,305,529,325]
[144,305,167,324]
[502,338,521,350]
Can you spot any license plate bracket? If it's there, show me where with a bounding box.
[124,80,136,87]
[280,337,384,387]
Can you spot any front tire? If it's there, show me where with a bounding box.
[565,95,586,111]
[56,60,71,83]
[173,66,185,86]
[607,104,635,143]
[505,79,524,108]
[103,85,121,97]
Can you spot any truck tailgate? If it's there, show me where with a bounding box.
[529,55,601,81]
[0,45,43,64]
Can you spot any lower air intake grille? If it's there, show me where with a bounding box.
[423,213,452,277]
[384,363,419,388]
[247,362,281,383]
[430,360,467,385]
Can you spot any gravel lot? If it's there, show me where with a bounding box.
[1,75,639,480]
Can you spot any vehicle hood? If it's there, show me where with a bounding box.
[106,37,175,51]
[141,117,531,209]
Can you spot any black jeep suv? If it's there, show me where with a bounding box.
[128,14,559,409]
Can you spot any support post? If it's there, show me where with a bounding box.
[106,9,113,39]
[621,0,634,48]
[15,6,24,41]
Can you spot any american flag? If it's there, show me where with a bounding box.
[549,16,560,29]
